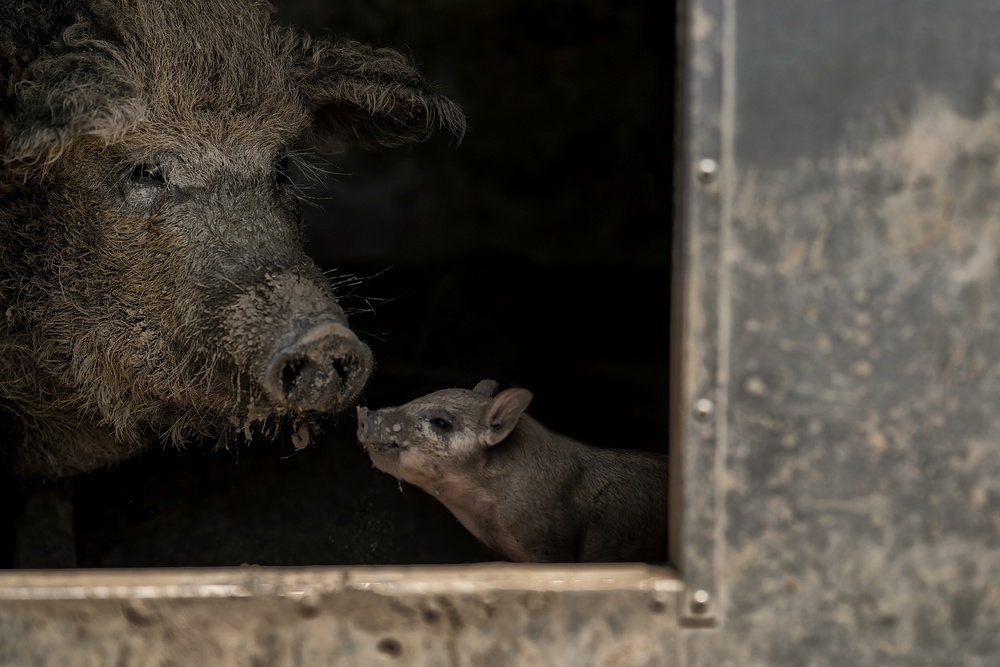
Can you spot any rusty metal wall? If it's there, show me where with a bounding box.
[679,0,1000,664]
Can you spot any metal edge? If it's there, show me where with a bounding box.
[0,563,682,601]
[671,0,726,627]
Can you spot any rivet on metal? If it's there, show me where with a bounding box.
[696,158,718,183]
[690,589,711,615]
[694,398,714,421]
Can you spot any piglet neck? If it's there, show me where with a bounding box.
[416,418,548,557]
[484,414,563,474]
[423,472,504,555]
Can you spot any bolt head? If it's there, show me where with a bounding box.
[694,398,714,421]
[697,158,718,183]
[690,589,711,614]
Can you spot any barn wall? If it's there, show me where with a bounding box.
[680,0,1000,664]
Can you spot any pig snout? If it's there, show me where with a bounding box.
[356,406,402,448]
[263,321,372,412]
[356,406,374,440]
[356,405,384,437]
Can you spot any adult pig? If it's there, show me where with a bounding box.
[356,381,669,563]
[0,0,465,478]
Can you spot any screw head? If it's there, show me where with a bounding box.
[696,158,718,183]
[694,398,714,421]
[690,589,711,615]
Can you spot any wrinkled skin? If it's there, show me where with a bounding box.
[0,0,464,478]
[357,381,670,563]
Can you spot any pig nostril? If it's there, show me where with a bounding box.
[332,357,350,385]
[281,357,307,398]
[264,322,372,410]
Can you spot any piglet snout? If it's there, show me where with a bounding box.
[356,406,373,440]
[357,406,406,452]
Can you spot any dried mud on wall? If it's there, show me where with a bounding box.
[703,97,1000,666]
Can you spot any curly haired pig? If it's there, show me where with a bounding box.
[0,0,464,478]
[357,381,669,563]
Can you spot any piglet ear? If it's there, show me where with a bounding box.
[294,38,466,154]
[483,389,533,446]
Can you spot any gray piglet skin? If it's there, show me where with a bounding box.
[357,381,668,563]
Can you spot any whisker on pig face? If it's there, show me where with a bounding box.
[288,151,349,181]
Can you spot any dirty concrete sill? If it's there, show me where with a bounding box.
[0,563,682,601]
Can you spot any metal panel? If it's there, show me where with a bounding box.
[671,0,728,629]
[684,0,1000,664]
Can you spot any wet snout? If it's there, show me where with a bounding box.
[263,320,372,412]
[356,406,377,442]
[357,405,413,451]
[356,406,390,441]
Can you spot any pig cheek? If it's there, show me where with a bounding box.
[387,450,422,484]
[396,442,447,483]
[448,431,480,454]
[396,444,428,471]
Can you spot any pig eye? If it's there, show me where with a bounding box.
[429,416,453,431]
[129,162,168,186]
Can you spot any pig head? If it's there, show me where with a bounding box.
[0,0,464,477]
[356,381,522,488]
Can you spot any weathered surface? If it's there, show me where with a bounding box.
[357,382,669,563]
[704,99,1000,665]
[680,0,1000,663]
[0,0,463,478]
[0,566,681,667]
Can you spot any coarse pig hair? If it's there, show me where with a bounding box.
[0,0,464,477]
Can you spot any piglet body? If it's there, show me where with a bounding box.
[356,381,668,563]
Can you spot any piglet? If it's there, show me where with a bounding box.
[356,380,668,563]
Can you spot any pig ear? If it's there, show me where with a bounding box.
[294,38,466,154]
[483,389,533,446]
[472,379,499,398]
[4,53,143,174]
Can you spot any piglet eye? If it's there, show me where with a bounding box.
[130,162,167,186]
[429,417,453,431]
